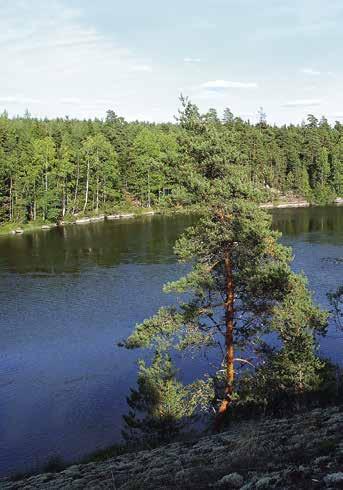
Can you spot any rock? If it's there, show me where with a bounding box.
[217,472,244,488]
[106,214,121,220]
[314,456,331,467]
[75,217,91,224]
[324,472,343,487]
[14,228,24,234]
[255,476,276,488]
[119,213,135,218]
[90,215,105,222]
[41,225,51,230]
[2,406,343,489]
[276,201,309,208]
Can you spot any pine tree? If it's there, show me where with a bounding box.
[122,350,196,445]
[241,276,329,410]
[124,199,328,429]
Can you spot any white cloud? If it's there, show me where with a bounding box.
[0,95,42,104]
[282,99,321,108]
[129,64,153,72]
[191,79,258,102]
[93,98,117,105]
[0,0,157,119]
[184,57,201,63]
[301,68,321,76]
[201,80,258,90]
[0,96,19,104]
[0,1,341,124]
[60,97,81,105]
[240,112,255,119]
[189,19,216,31]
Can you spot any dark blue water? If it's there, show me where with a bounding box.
[0,208,342,476]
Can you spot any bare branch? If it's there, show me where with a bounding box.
[234,358,255,368]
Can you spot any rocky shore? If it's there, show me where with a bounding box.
[261,196,343,209]
[2,405,343,489]
[1,197,343,237]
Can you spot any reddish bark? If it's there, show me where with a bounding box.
[215,252,234,431]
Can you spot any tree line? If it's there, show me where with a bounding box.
[0,99,343,225]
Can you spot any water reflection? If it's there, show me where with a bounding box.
[0,215,195,274]
[0,208,342,477]
[272,206,343,244]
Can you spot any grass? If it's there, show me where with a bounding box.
[0,220,56,236]
[0,205,167,236]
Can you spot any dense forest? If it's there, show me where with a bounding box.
[0,98,343,225]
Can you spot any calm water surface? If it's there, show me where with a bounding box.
[0,208,342,476]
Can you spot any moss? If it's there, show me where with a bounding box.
[0,220,55,236]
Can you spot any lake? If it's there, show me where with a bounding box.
[0,206,342,477]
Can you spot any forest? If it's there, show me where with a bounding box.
[0,98,343,226]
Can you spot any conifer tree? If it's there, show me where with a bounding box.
[124,198,328,430]
[0,100,342,226]
[122,350,195,444]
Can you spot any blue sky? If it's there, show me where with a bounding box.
[1,0,343,123]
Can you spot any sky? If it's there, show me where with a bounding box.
[1,0,343,124]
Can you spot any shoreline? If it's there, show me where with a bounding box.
[262,196,343,209]
[1,198,342,237]
[0,208,162,237]
[2,405,343,488]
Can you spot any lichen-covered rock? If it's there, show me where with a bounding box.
[1,405,343,489]
[324,472,343,488]
[216,472,244,488]
[255,476,275,489]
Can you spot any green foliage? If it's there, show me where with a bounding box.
[0,99,342,226]
[124,307,183,350]
[238,358,341,415]
[123,104,333,430]
[311,184,337,205]
[125,198,329,422]
[122,350,196,444]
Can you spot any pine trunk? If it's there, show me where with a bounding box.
[215,252,234,431]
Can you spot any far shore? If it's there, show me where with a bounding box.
[0,209,161,237]
[262,196,343,209]
[1,197,342,237]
